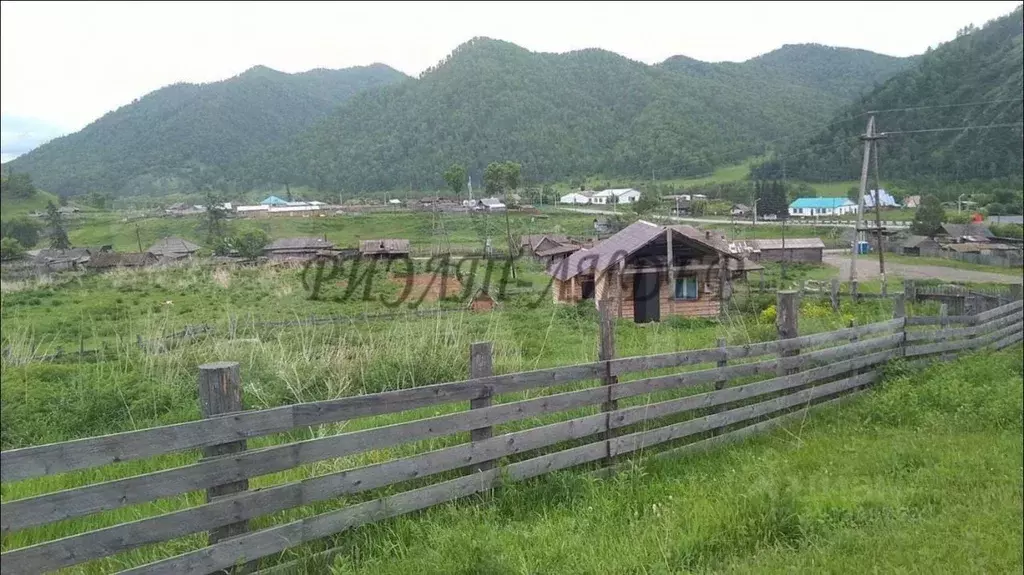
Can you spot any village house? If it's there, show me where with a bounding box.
[899,235,943,257]
[589,188,641,205]
[788,198,858,217]
[559,191,592,205]
[730,203,751,217]
[86,251,158,272]
[547,220,750,323]
[520,234,581,265]
[33,247,94,272]
[147,237,201,261]
[359,239,411,259]
[863,189,898,208]
[939,223,994,243]
[903,195,921,209]
[751,238,826,263]
[263,237,335,262]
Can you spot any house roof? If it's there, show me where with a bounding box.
[591,188,639,198]
[260,195,288,206]
[265,237,334,251]
[941,223,994,240]
[732,204,751,211]
[480,198,505,207]
[359,239,411,254]
[729,257,764,272]
[551,220,735,281]
[148,237,201,256]
[35,248,91,264]
[521,234,570,249]
[87,251,156,268]
[903,195,921,207]
[753,238,826,250]
[943,242,1013,253]
[789,197,855,209]
[902,235,939,248]
[863,189,898,208]
[536,243,581,258]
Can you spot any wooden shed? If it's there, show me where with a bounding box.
[752,238,825,263]
[548,220,741,323]
[147,237,201,261]
[86,251,158,271]
[263,237,335,262]
[360,239,411,259]
[900,235,943,257]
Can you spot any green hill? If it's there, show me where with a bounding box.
[5,64,410,197]
[779,7,1023,183]
[253,38,910,192]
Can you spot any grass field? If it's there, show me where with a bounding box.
[296,347,1022,575]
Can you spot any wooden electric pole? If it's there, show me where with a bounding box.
[870,139,888,280]
[850,115,883,282]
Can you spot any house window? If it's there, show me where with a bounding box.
[674,276,699,300]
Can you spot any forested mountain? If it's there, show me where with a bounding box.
[5,64,409,196]
[254,38,910,192]
[778,7,1023,183]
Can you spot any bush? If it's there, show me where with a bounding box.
[0,236,25,260]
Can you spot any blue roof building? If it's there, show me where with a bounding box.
[788,197,858,217]
[260,195,288,206]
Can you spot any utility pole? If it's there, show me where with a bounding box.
[135,224,143,253]
[850,115,878,283]
[870,139,887,279]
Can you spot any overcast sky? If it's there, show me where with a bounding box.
[1,0,1020,159]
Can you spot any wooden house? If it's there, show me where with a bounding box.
[520,234,581,265]
[147,237,201,261]
[359,239,411,259]
[86,251,158,271]
[34,248,93,272]
[900,235,943,257]
[263,237,335,262]
[547,220,743,323]
[751,238,825,263]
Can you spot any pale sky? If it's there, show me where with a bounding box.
[1,0,1020,157]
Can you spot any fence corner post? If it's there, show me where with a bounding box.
[1010,284,1023,302]
[469,341,495,472]
[198,361,253,554]
[598,299,618,468]
[904,279,916,302]
[851,279,859,302]
[830,278,840,312]
[775,290,799,377]
[893,293,906,357]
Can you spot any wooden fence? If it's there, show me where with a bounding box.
[1,296,1022,575]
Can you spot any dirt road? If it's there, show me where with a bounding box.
[823,254,1022,284]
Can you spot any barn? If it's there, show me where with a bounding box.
[263,238,335,262]
[360,239,411,259]
[752,238,825,263]
[547,220,745,323]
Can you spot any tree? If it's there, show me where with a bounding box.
[483,161,521,196]
[232,229,270,260]
[846,186,860,202]
[45,201,71,249]
[911,194,945,236]
[0,169,37,199]
[203,192,229,246]
[0,237,25,261]
[443,164,467,196]
[986,202,1005,216]
[0,217,41,248]
[631,190,661,217]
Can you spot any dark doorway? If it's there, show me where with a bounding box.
[633,272,660,323]
[581,278,595,300]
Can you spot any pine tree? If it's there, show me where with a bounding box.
[45,201,71,250]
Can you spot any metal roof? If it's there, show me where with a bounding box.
[147,237,201,256]
[551,220,735,281]
[789,198,855,209]
[359,239,411,254]
[265,237,334,251]
[757,237,827,248]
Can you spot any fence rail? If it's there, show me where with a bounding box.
[1,296,1021,575]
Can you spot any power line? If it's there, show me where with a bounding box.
[879,122,1024,136]
[868,98,1024,115]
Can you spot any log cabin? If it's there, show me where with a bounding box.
[547,220,752,323]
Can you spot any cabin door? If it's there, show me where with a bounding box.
[633,272,660,323]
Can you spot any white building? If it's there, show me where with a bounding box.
[559,192,592,205]
[589,188,641,205]
[788,198,858,217]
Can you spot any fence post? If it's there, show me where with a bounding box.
[598,299,618,467]
[711,337,728,436]
[904,279,916,303]
[776,291,799,377]
[881,276,888,297]
[893,293,906,358]
[938,303,950,362]
[469,342,495,472]
[1011,284,1023,302]
[830,278,840,312]
[198,362,252,554]
[851,279,859,302]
